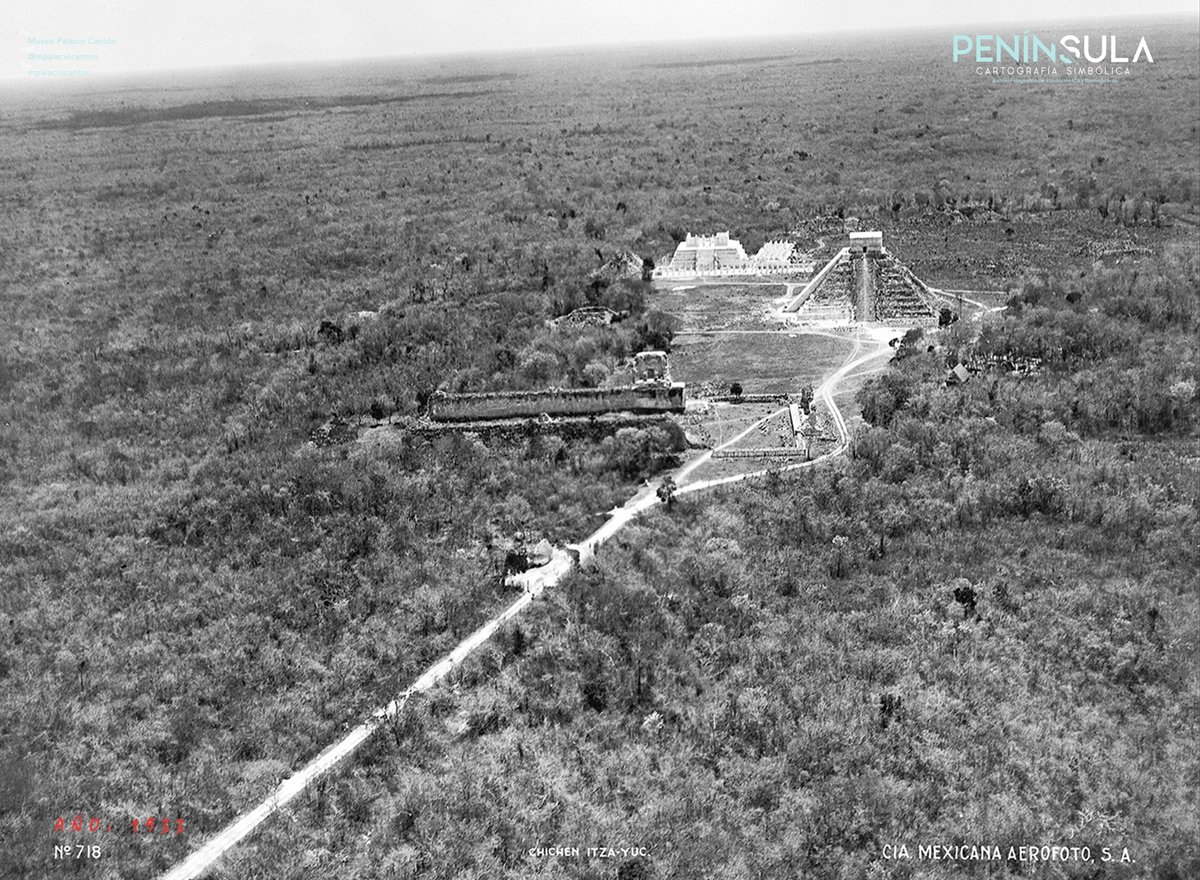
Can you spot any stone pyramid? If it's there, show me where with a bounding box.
[785,232,939,325]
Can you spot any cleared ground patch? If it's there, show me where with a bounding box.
[651,282,789,331]
[669,330,863,487]
[678,400,778,450]
[670,331,852,395]
[681,451,795,483]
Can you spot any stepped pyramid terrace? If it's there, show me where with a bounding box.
[783,231,939,326]
[752,239,797,270]
[668,231,748,272]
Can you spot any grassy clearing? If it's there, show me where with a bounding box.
[651,283,787,331]
[670,331,853,395]
[678,400,778,449]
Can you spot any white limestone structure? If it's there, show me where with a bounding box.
[752,239,797,269]
[655,232,804,278]
[848,230,883,253]
[668,232,749,272]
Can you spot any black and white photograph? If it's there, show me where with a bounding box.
[1,1,1198,878]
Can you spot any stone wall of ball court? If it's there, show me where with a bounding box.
[428,384,686,421]
[711,447,811,459]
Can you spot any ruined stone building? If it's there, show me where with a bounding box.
[668,232,750,272]
[657,232,803,277]
[429,351,684,421]
[633,350,672,385]
[752,239,797,269]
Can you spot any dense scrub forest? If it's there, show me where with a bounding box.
[0,255,684,876]
[0,20,1197,880]
[224,253,1198,879]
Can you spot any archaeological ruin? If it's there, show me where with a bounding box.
[783,231,939,325]
[429,350,685,422]
[655,232,803,278]
[666,232,749,273]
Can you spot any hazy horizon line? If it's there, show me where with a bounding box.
[5,8,1195,89]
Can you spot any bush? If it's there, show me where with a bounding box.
[634,310,679,353]
[858,372,916,427]
[581,362,609,388]
[604,425,684,478]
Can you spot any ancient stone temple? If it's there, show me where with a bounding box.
[751,239,797,269]
[783,231,938,325]
[656,232,804,278]
[668,232,750,272]
[633,350,672,385]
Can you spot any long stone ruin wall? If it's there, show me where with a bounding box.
[712,447,810,460]
[429,384,685,422]
[408,414,679,444]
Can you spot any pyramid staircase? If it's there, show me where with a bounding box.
[791,252,855,322]
[785,237,938,325]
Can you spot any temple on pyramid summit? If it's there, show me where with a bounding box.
[783,231,939,326]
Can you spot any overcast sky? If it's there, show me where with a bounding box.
[5,0,1197,80]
